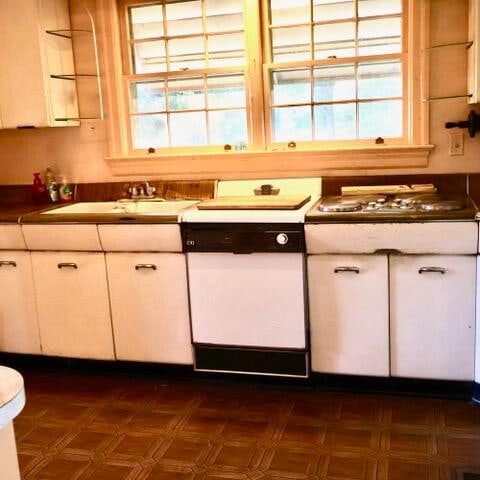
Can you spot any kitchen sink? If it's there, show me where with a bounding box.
[40,200,198,216]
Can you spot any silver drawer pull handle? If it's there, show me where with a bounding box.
[419,267,446,274]
[58,263,78,269]
[0,261,17,267]
[334,266,360,274]
[135,264,157,271]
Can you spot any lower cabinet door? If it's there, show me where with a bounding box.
[0,251,41,354]
[106,253,193,364]
[390,255,476,381]
[31,252,114,359]
[308,255,389,376]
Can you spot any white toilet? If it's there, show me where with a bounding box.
[0,367,25,480]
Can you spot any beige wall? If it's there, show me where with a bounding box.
[0,0,479,185]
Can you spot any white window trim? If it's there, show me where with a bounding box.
[97,0,433,178]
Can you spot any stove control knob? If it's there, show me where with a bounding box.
[276,233,289,245]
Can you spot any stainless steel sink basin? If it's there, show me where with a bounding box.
[40,200,198,216]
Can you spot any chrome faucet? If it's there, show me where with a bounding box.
[124,181,157,200]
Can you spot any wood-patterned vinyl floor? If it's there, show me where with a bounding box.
[13,371,480,480]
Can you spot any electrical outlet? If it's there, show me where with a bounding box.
[449,132,464,156]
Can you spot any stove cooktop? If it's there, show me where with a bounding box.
[306,193,477,223]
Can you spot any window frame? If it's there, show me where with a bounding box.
[116,0,265,154]
[98,0,431,176]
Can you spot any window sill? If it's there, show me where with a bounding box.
[106,144,434,179]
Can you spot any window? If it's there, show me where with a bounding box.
[120,0,248,150]
[266,0,405,144]
[117,0,415,154]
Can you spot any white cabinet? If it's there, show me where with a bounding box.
[0,252,41,354]
[390,255,476,381]
[308,255,389,376]
[0,0,79,128]
[31,252,114,359]
[106,253,193,364]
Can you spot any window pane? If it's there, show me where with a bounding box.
[358,18,402,55]
[131,81,166,113]
[271,69,311,105]
[272,106,312,141]
[168,36,205,70]
[170,112,207,146]
[270,0,310,26]
[314,103,356,140]
[314,65,355,102]
[207,75,245,109]
[132,114,168,149]
[359,100,402,138]
[314,22,356,59]
[272,26,311,62]
[166,1,203,36]
[358,61,402,99]
[206,0,244,32]
[359,0,401,17]
[313,0,354,22]
[132,41,166,73]
[208,33,245,67]
[209,109,247,144]
[167,78,205,111]
[129,4,164,40]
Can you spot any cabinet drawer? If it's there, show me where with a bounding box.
[22,225,102,251]
[0,225,26,250]
[98,225,182,252]
[306,222,477,254]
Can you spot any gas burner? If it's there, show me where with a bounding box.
[319,202,362,213]
[419,199,465,212]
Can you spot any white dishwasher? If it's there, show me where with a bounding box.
[183,222,309,377]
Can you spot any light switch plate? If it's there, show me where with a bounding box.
[449,132,464,156]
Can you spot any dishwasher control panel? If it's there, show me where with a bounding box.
[182,223,305,253]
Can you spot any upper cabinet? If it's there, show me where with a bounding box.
[0,0,79,128]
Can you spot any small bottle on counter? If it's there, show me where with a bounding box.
[58,175,73,202]
[32,173,46,203]
[44,166,58,203]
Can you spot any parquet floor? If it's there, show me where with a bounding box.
[13,370,480,479]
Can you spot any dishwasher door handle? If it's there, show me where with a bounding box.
[334,266,360,274]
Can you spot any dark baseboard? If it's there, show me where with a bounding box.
[0,353,474,401]
[473,382,480,404]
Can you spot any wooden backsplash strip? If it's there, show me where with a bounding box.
[467,174,480,206]
[321,174,468,196]
[0,185,36,204]
[74,182,126,202]
[160,180,216,200]
[74,180,216,202]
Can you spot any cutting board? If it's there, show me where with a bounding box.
[197,195,312,210]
